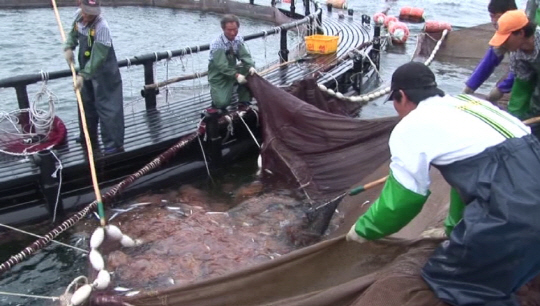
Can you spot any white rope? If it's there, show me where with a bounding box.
[196,118,214,183]
[179,48,187,72]
[197,135,215,183]
[195,46,204,103]
[125,57,135,114]
[0,290,60,301]
[224,115,234,136]
[153,52,159,89]
[61,275,88,306]
[0,223,87,253]
[315,29,449,103]
[30,72,57,135]
[165,51,173,107]
[239,112,261,148]
[0,81,59,157]
[50,150,63,223]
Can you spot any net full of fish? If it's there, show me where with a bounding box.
[93,186,313,291]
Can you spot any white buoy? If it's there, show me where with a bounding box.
[105,225,123,241]
[368,93,375,100]
[71,284,92,306]
[336,92,345,99]
[318,84,327,91]
[327,89,336,96]
[93,270,111,290]
[89,249,104,271]
[90,227,105,249]
[120,235,136,247]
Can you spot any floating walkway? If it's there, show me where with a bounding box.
[0,1,379,225]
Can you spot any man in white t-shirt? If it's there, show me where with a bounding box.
[347,62,540,306]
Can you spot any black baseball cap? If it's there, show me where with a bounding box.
[81,0,101,15]
[387,62,444,101]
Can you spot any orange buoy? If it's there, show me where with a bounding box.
[424,20,452,33]
[373,12,386,25]
[326,0,346,9]
[399,6,425,23]
[384,15,398,28]
[388,21,410,44]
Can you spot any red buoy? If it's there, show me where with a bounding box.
[424,20,452,33]
[384,15,398,28]
[373,12,386,25]
[389,21,410,44]
[399,6,425,23]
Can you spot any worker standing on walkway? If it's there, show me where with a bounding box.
[208,14,257,111]
[347,61,540,306]
[64,0,124,154]
[463,0,517,103]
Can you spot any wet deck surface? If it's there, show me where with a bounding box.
[0,7,372,215]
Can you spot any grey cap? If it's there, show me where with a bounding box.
[81,0,101,15]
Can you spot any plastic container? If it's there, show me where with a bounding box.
[305,35,339,54]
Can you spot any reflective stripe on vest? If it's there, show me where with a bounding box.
[454,94,516,139]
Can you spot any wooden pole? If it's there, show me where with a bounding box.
[349,176,388,196]
[51,0,107,227]
[522,116,540,126]
[144,71,209,90]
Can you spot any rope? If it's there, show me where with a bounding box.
[125,57,134,113]
[197,131,215,184]
[0,290,60,301]
[0,132,199,275]
[153,52,159,90]
[239,112,261,148]
[0,223,87,252]
[50,150,63,223]
[165,51,173,107]
[314,29,449,104]
[0,72,58,157]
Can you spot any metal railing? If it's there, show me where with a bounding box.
[0,1,322,111]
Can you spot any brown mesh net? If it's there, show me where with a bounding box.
[97,74,540,306]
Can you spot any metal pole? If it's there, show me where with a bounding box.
[15,85,32,133]
[15,85,30,110]
[278,29,289,63]
[142,61,157,109]
[372,25,381,70]
[304,0,310,16]
[202,110,223,169]
[290,0,296,15]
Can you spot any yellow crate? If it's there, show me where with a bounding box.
[305,35,339,54]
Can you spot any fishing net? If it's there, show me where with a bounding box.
[251,75,399,204]
[92,73,540,306]
[416,23,506,63]
[0,83,66,156]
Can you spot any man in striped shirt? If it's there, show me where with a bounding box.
[347,62,540,305]
[64,0,124,154]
